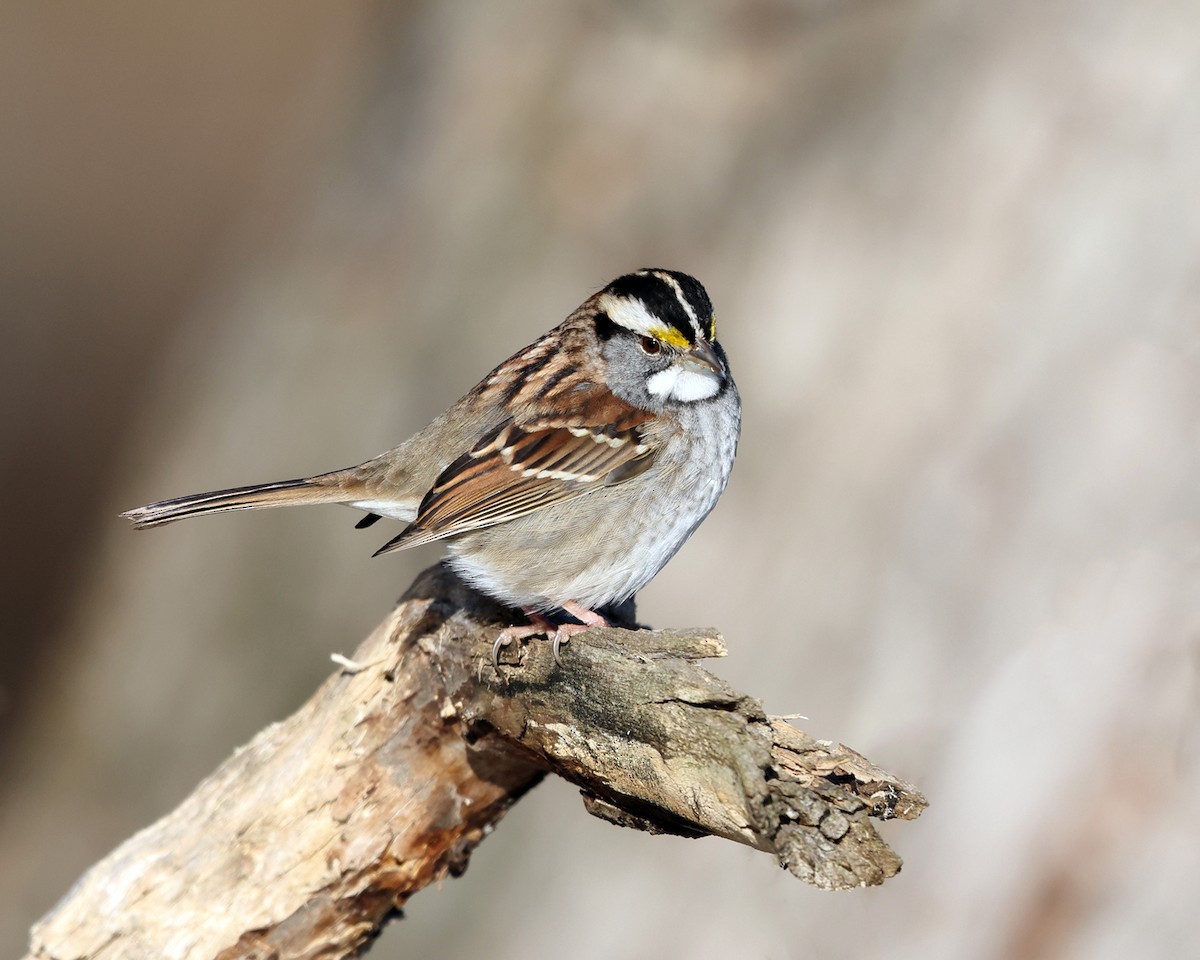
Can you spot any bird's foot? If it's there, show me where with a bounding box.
[491,602,610,670]
[552,601,609,667]
[492,611,556,670]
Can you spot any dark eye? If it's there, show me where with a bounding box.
[638,336,662,355]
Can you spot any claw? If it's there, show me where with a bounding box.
[490,602,610,671]
[491,632,514,671]
[489,610,553,671]
[549,615,607,667]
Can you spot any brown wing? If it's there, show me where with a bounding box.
[373,396,655,555]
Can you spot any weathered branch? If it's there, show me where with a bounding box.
[27,564,925,960]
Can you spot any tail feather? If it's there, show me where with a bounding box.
[121,478,345,529]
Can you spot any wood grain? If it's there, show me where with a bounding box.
[27,564,924,960]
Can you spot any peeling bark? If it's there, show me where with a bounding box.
[27,564,925,960]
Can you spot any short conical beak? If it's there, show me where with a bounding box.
[684,338,724,377]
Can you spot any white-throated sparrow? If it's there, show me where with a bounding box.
[124,269,740,665]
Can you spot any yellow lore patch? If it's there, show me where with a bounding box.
[650,325,692,349]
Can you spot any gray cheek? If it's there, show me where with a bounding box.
[602,341,663,409]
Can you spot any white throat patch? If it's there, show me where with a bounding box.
[647,365,721,402]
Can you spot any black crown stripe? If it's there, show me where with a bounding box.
[604,270,714,344]
[593,310,619,341]
[658,270,715,341]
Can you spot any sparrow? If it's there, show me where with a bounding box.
[124,269,740,667]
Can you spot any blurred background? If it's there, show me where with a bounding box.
[2,1,1197,957]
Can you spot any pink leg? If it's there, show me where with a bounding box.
[492,608,557,669]
[491,602,610,669]
[551,601,609,667]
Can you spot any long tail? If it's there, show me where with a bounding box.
[121,478,347,529]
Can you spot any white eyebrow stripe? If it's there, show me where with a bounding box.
[596,292,659,337]
[649,270,701,342]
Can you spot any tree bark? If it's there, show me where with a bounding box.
[26,564,925,960]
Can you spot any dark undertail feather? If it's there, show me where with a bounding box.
[355,512,383,529]
[121,478,324,529]
[372,525,416,557]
